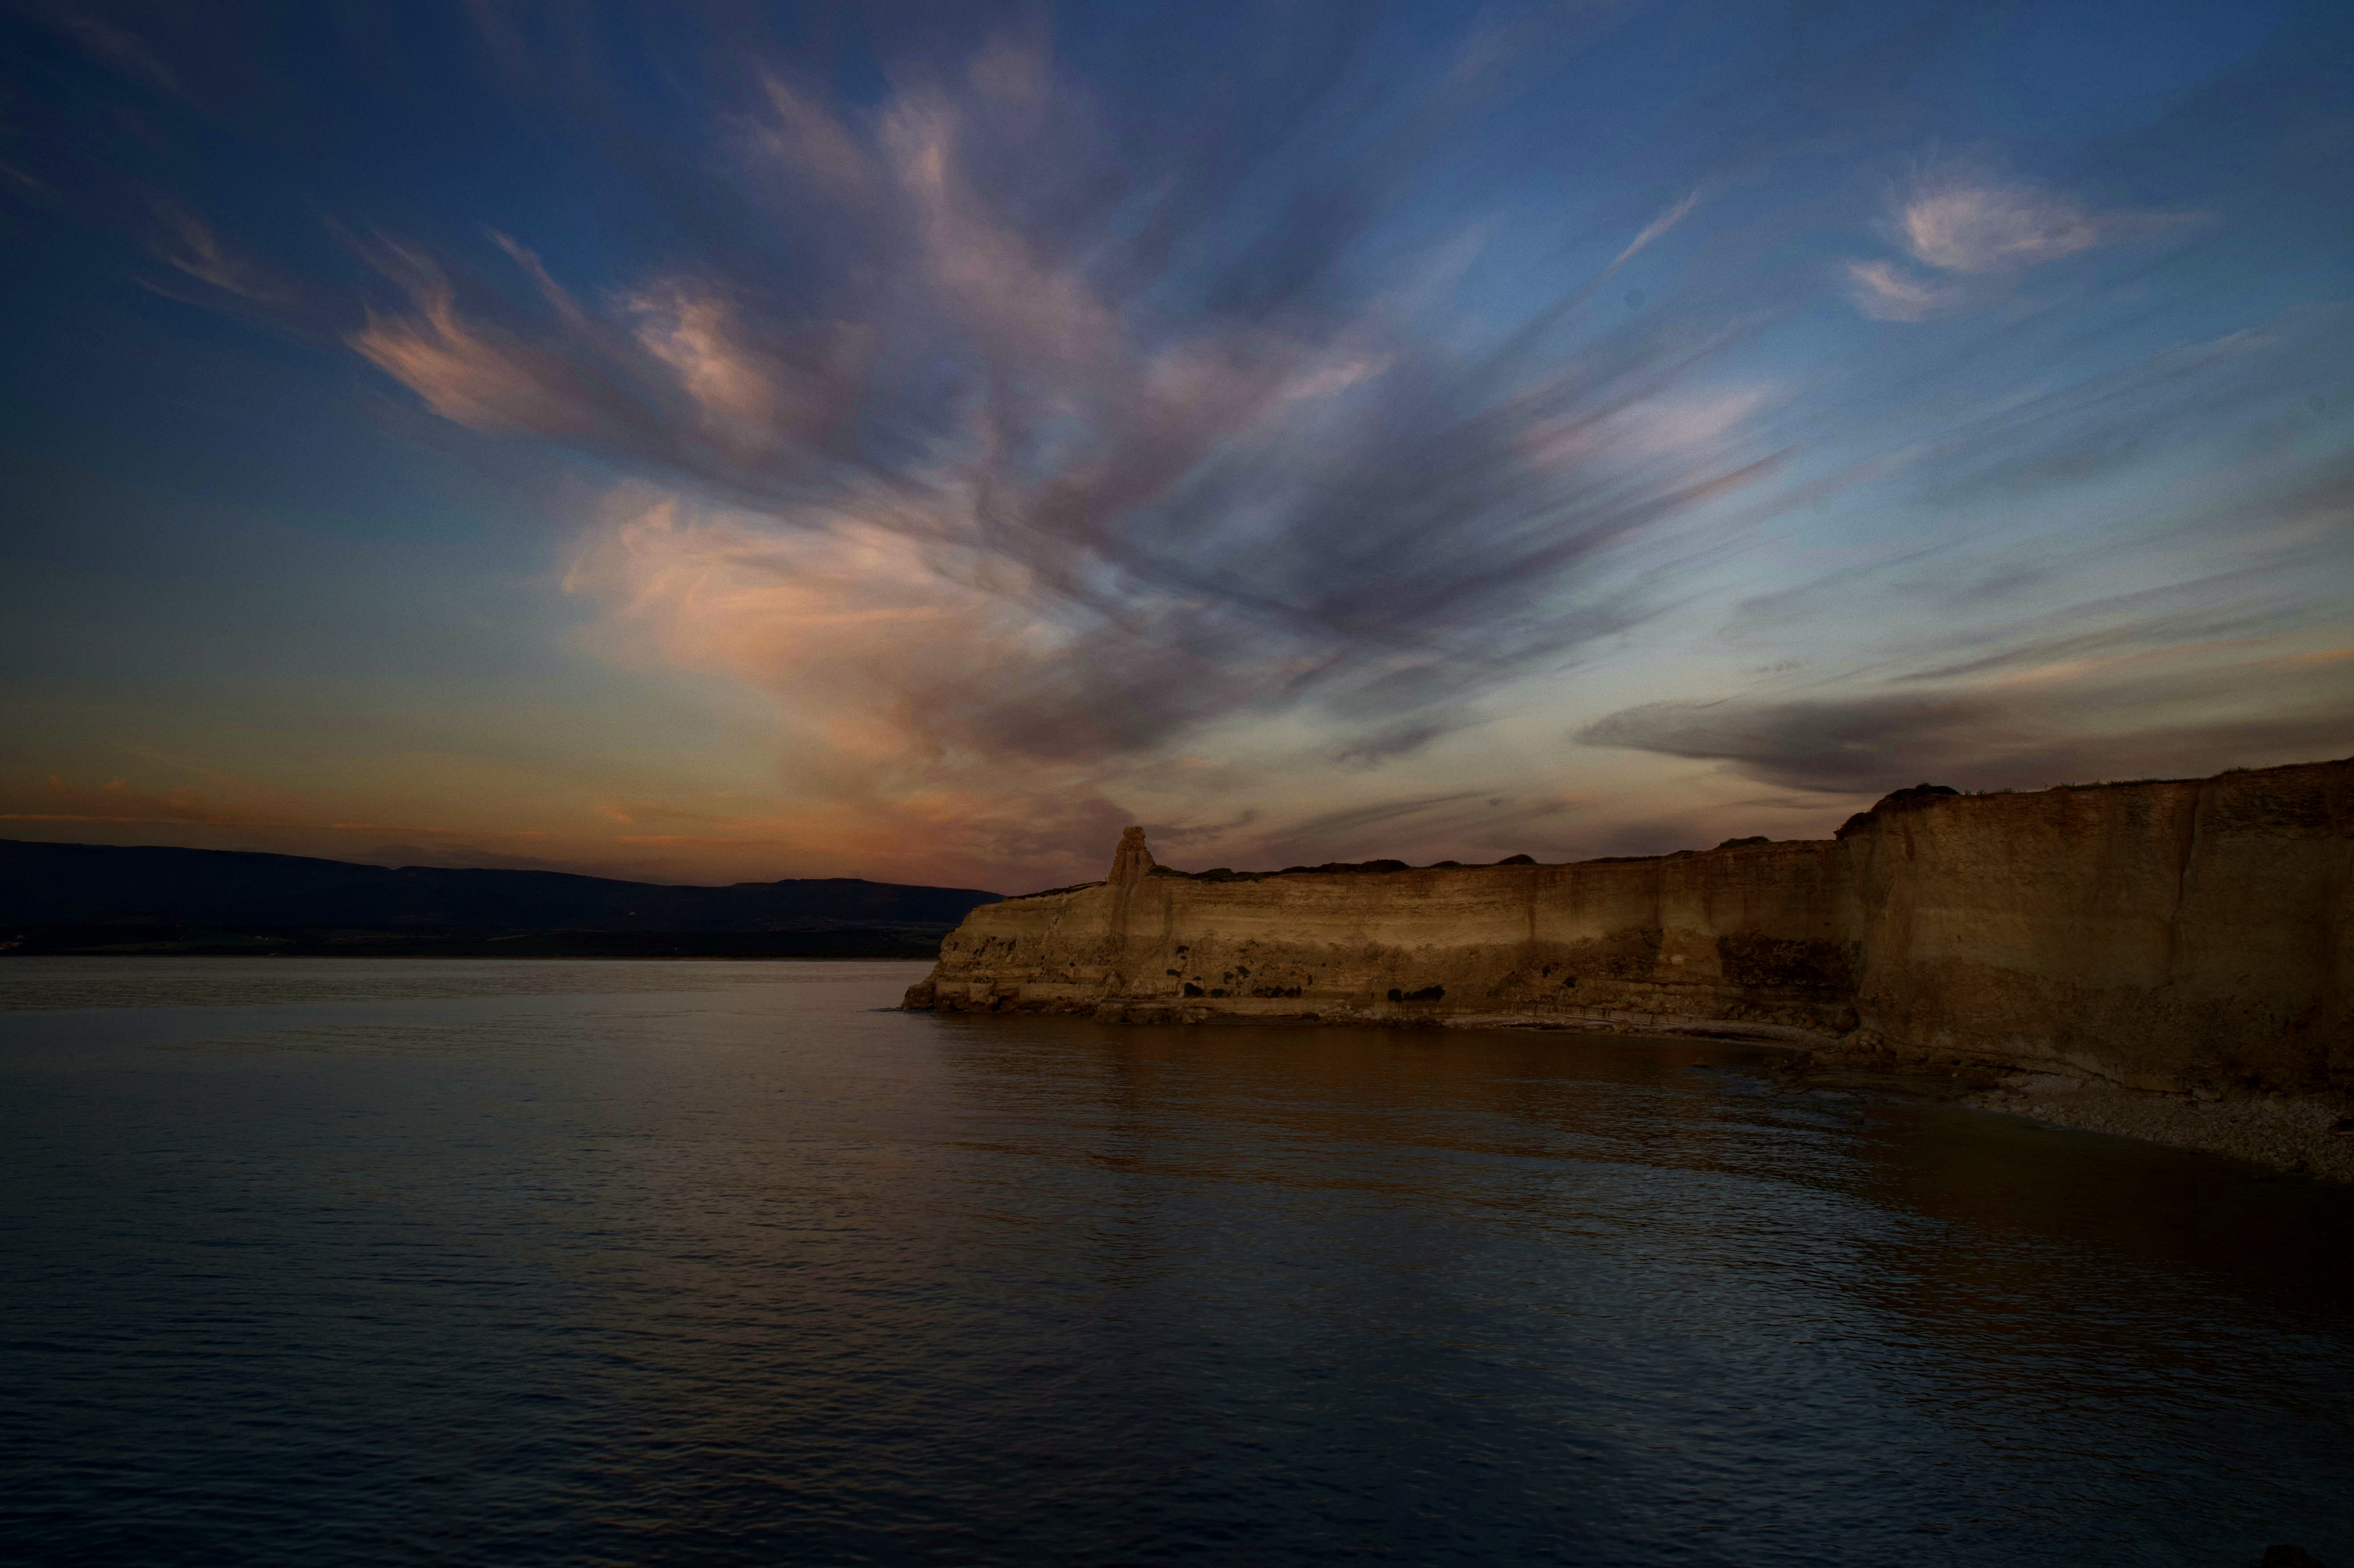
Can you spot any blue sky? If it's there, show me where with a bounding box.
[2,0,2348,890]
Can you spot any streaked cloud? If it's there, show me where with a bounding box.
[1844,259,1964,322]
[151,206,282,304]
[1578,648,2353,795]
[1845,164,2203,321]
[329,37,1788,798]
[43,5,179,96]
[1897,179,2109,274]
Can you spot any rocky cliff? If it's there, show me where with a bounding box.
[908,759,2352,1116]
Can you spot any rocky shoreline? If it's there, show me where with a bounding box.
[1958,1076,2354,1181]
[1742,1046,2354,1181]
[1469,1017,2354,1181]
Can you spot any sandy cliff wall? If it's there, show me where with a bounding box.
[1843,761,2350,1093]
[905,759,2351,1096]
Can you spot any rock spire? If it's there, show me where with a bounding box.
[1108,825,1156,885]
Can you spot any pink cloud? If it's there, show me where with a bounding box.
[1844,259,1965,322]
[1845,166,2204,322]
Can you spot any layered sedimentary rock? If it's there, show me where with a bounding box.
[905,759,2352,1101]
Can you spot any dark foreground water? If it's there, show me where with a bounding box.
[3,959,2350,1567]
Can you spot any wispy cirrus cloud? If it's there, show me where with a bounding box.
[151,205,280,303]
[1845,162,2203,321]
[1585,404,2354,802]
[1585,460,2354,797]
[1578,652,2353,796]
[325,35,1785,790]
[1897,179,2109,273]
[42,4,180,96]
[1844,258,1965,322]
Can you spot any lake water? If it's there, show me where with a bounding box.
[3,958,2350,1567]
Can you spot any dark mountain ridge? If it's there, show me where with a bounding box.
[0,839,1001,940]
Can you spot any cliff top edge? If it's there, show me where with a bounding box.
[1001,756,2350,899]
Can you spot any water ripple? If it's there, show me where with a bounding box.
[2,957,2349,1567]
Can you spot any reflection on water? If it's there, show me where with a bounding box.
[2,957,2347,1567]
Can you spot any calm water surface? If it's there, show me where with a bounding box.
[3,958,2349,1567]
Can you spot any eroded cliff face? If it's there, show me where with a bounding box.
[1842,761,2350,1093]
[904,759,2352,1097]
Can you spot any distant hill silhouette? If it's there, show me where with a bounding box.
[0,839,1001,958]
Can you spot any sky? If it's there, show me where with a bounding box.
[2,0,2349,893]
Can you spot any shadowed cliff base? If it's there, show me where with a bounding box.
[905,756,2354,1178]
